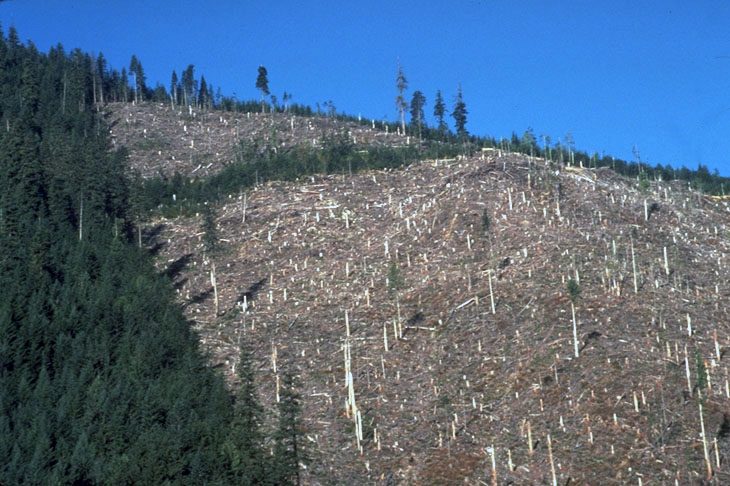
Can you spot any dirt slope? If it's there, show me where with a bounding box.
[105,102,409,178]
[126,104,730,485]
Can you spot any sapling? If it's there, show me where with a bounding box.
[481,209,490,236]
[387,261,404,297]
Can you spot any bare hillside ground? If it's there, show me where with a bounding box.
[105,102,409,178]
[118,105,730,484]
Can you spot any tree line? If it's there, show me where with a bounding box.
[47,38,730,194]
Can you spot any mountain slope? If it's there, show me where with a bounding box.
[135,120,730,485]
[106,102,410,179]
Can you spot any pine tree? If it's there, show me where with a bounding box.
[201,204,219,256]
[452,85,468,139]
[20,56,40,116]
[95,53,107,105]
[207,83,216,109]
[223,344,267,485]
[199,75,208,109]
[433,90,447,136]
[182,64,195,107]
[395,62,408,134]
[256,66,269,113]
[120,67,129,102]
[272,371,304,486]
[409,90,426,140]
[128,55,146,104]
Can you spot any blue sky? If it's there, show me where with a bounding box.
[2,1,730,174]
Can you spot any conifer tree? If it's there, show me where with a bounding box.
[120,67,129,102]
[128,55,146,104]
[223,344,267,485]
[199,75,208,109]
[182,64,195,107]
[272,371,305,486]
[256,66,269,113]
[433,89,447,136]
[452,85,468,139]
[202,204,219,256]
[409,90,426,140]
[95,53,107,104]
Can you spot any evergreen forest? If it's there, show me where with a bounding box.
[0,27,302,486]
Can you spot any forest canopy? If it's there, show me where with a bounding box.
[0,26,302,486]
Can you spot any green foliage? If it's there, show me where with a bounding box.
[434,89,447,135]
[0,28,274,486]
[141,135,461,217]
[223,344,268,485]
[387,261,404,296]
[409,90,426,137]
[481,209,490,237]
[201,204,220,256]
[256,65,269,111]
[272,371,305,486]
[567,278,581,303]
[129,54,146,103]
[520,128,538,156]
[695,348,707,400]
[182,64,195,106]
[452,85,468,138]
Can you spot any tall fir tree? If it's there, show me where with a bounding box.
[223,344,267,485]
[199,75,208,109]
[452,85,468,138]
[272,371,305,486]
[182,64,195,107]
[433,89,447,137]
[128,55,146,104]
[256,66,269,113]
[409,90,426,140]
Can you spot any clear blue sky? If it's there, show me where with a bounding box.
[2,1,730,174]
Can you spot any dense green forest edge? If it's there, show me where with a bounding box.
[0,27,304,485]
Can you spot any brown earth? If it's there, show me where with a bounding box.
[106,102,410,178]
[114,103,730,485]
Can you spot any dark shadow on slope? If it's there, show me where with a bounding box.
[163,253,194,280]
[183,287,214,308]
[142,223,167,255]
[237,277,266,303]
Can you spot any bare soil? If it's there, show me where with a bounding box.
[117,103,730,485]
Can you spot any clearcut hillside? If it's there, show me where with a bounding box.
[116,103,730,485]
